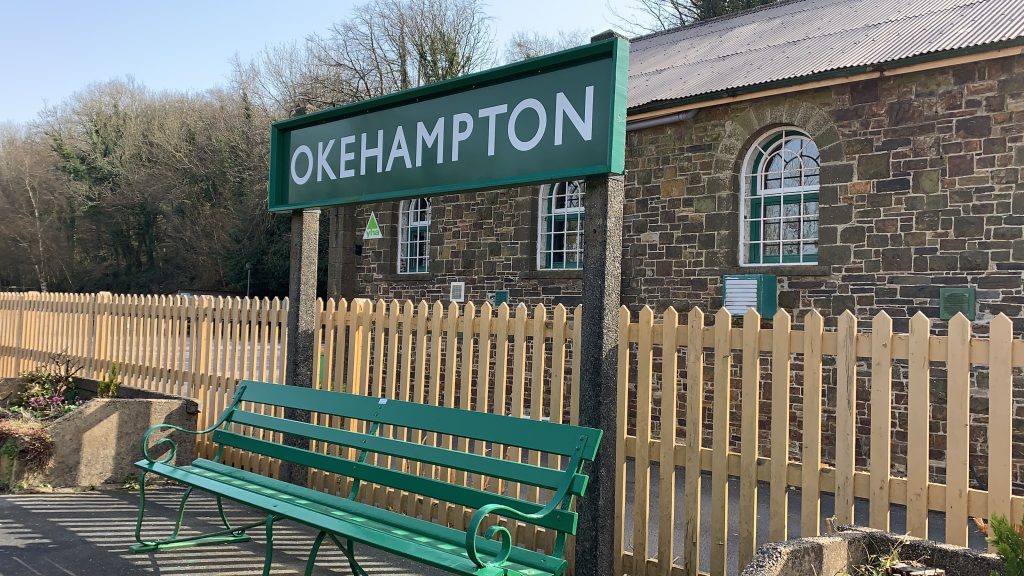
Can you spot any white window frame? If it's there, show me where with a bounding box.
[536,181,585,270]
[397,198,431,274]
[739,127,821,266]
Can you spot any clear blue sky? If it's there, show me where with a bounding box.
[0,1,630,124]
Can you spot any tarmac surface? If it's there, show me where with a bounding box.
[0,469,989,575]
[0,487,443,576]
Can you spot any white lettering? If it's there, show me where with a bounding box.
[555,86,593,145]
[451,113,474,162]
[416,118,445,167]
[339,135,356,178]
[508,98,547,152]
[478,104,508,156]
[386,126,412,172]
[317,139,336,181]
[361,130,385,175]
[290,145,313,185]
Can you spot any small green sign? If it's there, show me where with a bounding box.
[363,212,383,240]
[268,38,629,211]
[493,290,510,306]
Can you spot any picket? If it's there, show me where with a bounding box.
[682,307,705,576]
[801,310,824,537]
[709,308,732,576]
[869,312,893,531]
[906,312,931,538]
[634,306,654,573]
[989,314,1014,543]
[738,309,761,567]
[946,314,972,547]
[769,309,791,543]
[658,307,679,574]
[835,310,858,526]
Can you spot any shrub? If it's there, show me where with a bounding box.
[97,363,120,399]
[13,352,83,420]
[989,514,1024,576]
[0,419,54,489]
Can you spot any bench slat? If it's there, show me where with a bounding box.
[236,380,601,459]
[229,410,581,494]
[212,430,579,534]
[137,460,565,576]
[188,459,563,573]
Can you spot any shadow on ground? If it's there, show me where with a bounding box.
[0,487,445,575]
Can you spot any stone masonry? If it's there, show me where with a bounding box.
[329,54,1024,495]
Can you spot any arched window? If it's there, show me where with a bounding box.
[537,181,585,270]
[397,198,431,274]
[742,128,820,264]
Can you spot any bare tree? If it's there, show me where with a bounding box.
[613,0,779,34]
[310,0,493,100]
[0,124,59,290]
[504,29,589,63]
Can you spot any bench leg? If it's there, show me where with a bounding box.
[327,534,369,576]
[304,531,327,576]
[262,514,276,576]
[131,472,255,554]
[216,496,236,532]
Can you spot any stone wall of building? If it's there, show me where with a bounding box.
[623,54,1024,334]
[330,53,1024,494]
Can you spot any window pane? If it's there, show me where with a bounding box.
[802,220,819,239]
[745,130,820,264]
[398,198,431,274]
[540,182,585,270]
[782,220,800,240]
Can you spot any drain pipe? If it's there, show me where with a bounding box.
[626,110,697,131]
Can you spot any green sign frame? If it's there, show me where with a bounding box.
[268,37,629,211]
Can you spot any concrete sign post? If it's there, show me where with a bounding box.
[269,35,629,573]
[577,172,624,576]
[281,208,320,485]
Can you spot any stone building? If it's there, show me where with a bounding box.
[328,0,1024,339]
[321,0,1024,490]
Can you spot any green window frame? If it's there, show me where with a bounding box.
[538,181,585,270]
[744,129,820,265]
[397,198,431,274]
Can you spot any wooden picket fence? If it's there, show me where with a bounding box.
[618,305,1024,576]
[0,292,583,560]
[2,291,1024,575]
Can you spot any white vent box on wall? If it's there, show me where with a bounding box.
[722,274,778,317]
[450,281,466,303]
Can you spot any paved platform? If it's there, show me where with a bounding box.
[0,487,444,575]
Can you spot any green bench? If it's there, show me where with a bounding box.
[132,380,602,576]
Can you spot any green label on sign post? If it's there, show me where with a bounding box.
[269,38,628,211]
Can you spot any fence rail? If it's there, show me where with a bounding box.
[1,291,1022,575]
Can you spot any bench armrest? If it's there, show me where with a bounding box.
[140,384,247,464]
[465,484,573,569]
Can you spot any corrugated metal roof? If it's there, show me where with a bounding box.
[628,0,1024,112]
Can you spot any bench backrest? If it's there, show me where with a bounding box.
[212,380,602,537]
